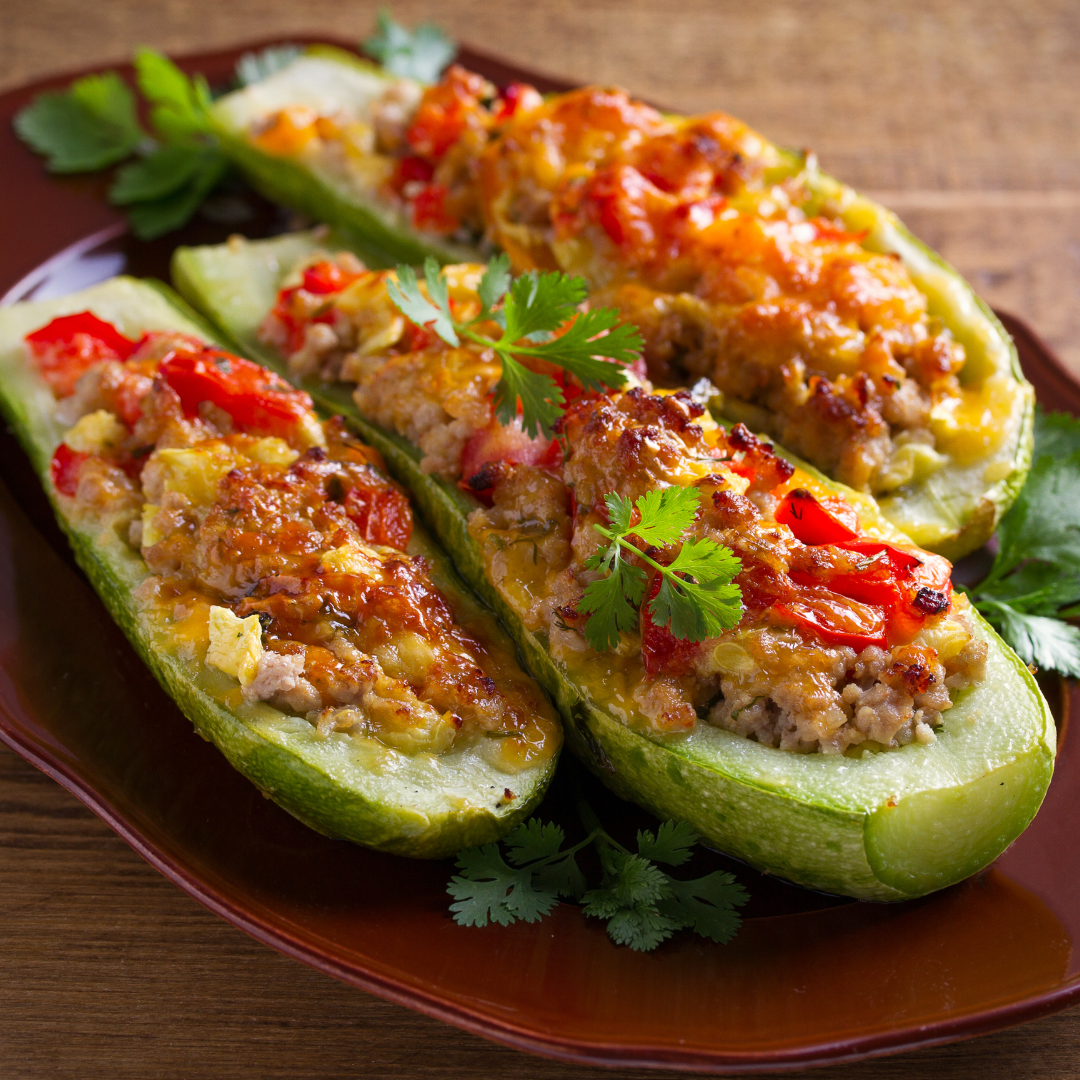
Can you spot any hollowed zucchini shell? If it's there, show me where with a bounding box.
[0,276,559,859]
[210,50,1034,560]
[172,233,1055,901]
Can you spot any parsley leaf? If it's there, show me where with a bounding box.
[386,259,637,438]
[968,408,1080,675]
[363,9,456,83]
[235,44,303,87]
[135,47,215,143]
[14,71,143,172]
[116,148,229,239]
[504,818,565,864]
[580,488,743,652]
[13,47,228,237]
[981,604,1080,676]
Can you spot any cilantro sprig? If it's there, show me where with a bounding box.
[363,9,456,83]
[386,254,642,438]
[578,486,743,653]
[448,802,747,951]
[967,408,1080,676]
[14,48,228,239]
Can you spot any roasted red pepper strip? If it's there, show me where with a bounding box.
[772,583,888,649]
[640,574,700,677]
[301,262,362,295]
[343,482,413,550]
[159,347,316,441]
[26,312,138,397]
[776,488,860,545]
[49,442,88,497]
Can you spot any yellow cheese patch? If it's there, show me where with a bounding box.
[206,606,264,687]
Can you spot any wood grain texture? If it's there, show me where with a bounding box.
[2,1,1078,1076]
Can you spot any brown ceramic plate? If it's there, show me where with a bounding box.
[1,39,1078,1075]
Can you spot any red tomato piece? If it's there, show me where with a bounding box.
[394,155,435,188]
[776,488,861,545]
[49,442,88,497]
[301,261,362,295]
[159,348,316,440]
[640,574,700,677]
[410,183,458,234]
[459,419,554,498]
[26,312,137,398]
[343,483,413,551]
[494,82,543,122]
[811,218,869,245]
[772,583,888,649]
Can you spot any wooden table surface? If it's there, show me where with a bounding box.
[1,1,1078,1076]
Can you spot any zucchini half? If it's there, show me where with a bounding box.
[209,49,1034,561]
[173,233,1055,901]
[0,277,560,858]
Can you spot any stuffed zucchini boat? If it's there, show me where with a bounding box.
[209,48,1033,560]
[0,277,560,858]
[173,234,1054,901]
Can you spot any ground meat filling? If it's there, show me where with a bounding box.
[37,328,555,764]
[470,387,987,754]
[260,261,989,755]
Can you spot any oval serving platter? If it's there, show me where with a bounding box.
[2,39,1080,1074]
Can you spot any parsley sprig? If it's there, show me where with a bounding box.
[14,49,228,239]
[363,9,457,83]
[386,254,642,437]
[448,801,747,951]
[578,486,743,653]
[967,408,1080,676]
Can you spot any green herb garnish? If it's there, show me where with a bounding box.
[448,803,747,951]
[362,9,457,83]
[578,486,743,652]
[386,254,642,438]
[967,407,1080,675]
[14,48,227,239]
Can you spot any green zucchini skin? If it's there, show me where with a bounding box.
[172,233,1056,901]
[209,51,1033,560]
[0,277,559,859]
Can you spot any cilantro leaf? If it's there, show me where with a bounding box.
[980,602,1080,677]
[534,853,588,901]
[477,253,512,317]
[448,843,560,927]
[637,821,699,867]
[504,819,565,865]
[650,538,744,641]
[385,259,459,345]
[529,308,639,392]
[657,872,747,944]
[363,9,456,83]
[501,271,586,344]
[628,487,702,548]
[494,356,563,437]
[235,44,303,87]
[579,553,647,652]
[134,48,214,143]
[582,488,742,652]
[14,71,144,172]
